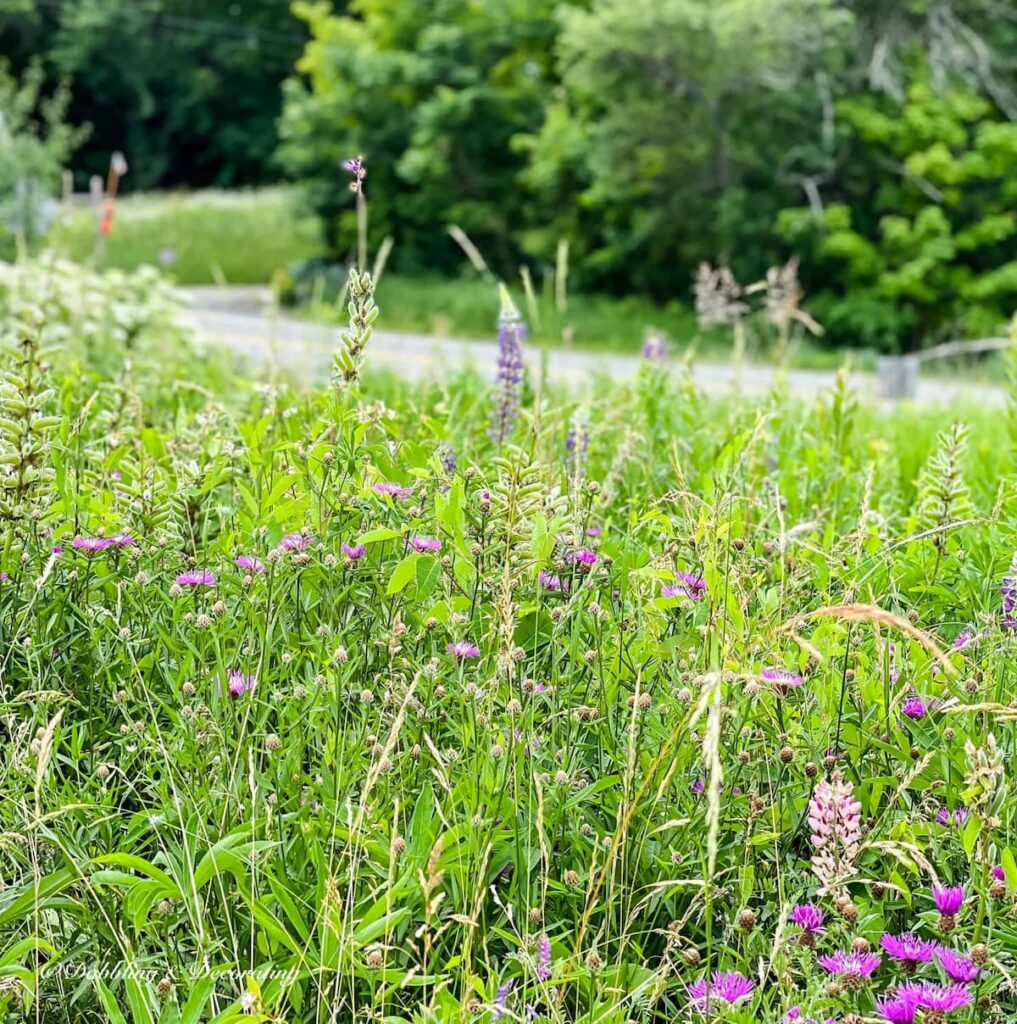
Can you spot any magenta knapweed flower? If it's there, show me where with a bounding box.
[373,482,413,500]
[342,155,366,192]
[902,695,928,720]
[761,667,805,689]
[565,548,597,567]
[817,950,881,978]
[278,532,312,552]
[953,628,975,649]
[809,773,861,892]
[881,933,938,966]
[52,544,62,554]
[897,981,972,1014]
[175,570,215,587]
[411,536,441,553]
[538,570,564,591]
[226,670,256,697]
[784,1009,836,1024]
[585,526,602,537]
[341,542,366,561]
[236,555,265,573]
[992,865,1006,883]
[937,948,979,984]
[936,805,968,827]
[687,971,754,1008]
[448,641,480,660]
[876,995,916,1024]
[789,903,825,938]
[932,883,965,916]
[662,571,708,601]
[72,536,113,553]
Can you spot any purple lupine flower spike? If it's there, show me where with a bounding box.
[489,286,526,445]
[492,979,513,1021]
[536,934,552,980]
[1001,552,1017,630]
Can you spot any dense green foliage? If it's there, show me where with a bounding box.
[281,0,1017,352]
[0,0,305,188]
[2,257,1017,1022]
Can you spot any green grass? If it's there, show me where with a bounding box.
[47,187,322,285]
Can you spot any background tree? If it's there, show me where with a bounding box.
[0,0,304,189]
[279,0,564,276]
[0,60,86,257]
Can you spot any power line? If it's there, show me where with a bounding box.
[27,0,308,56]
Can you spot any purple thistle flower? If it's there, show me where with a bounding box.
[761,667,805,689]
[175,570,216,588]
[789,903,825,937]
[691,778,705,795]
[341,542,366,561]
[278,532,313,552]
[585,526,602,537]
[489,288,525,445]
[0,573,9,582]
[411,535,441,553]
[937,948,980,984]
[932,883,965,917]
[902,694,928,720]
[226,670,257,698]
[897,981,973,1014]
[991,865,1006,883]
[662,572,708,601]
[565,548,597,567]
[817,950,881,978]
[236,555,265,574]
[876,995,917,1024]
[373,482,413,500]
[687,971,754,1008]
[536,934,552,981]
[448,641,480,660]
[881,933,938,967]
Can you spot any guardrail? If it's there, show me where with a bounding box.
[877,336,1011,400]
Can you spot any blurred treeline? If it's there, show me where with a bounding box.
[3,0,1017,351]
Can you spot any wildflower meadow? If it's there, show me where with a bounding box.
[2,254,1017,1024]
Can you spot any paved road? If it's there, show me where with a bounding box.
[179,286,1006,406]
